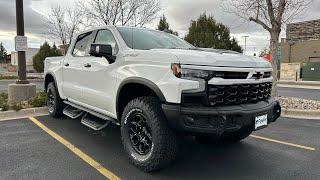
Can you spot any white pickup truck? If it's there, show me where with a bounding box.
[44,26,281,172]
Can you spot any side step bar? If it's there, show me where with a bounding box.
[63,101,119,130]
[63,105,84,119]
[81,113,112,131]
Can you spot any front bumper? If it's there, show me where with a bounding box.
[162,98,281,135]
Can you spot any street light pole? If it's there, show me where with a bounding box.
[15,0,28,84]
[242,35,249,55]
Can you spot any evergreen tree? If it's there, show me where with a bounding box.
[157,15,179,36]
[52,43,61,55]
[33,42,62,72]
[158,15,170,31]
[184,13,243,53]
[0,42,7,63]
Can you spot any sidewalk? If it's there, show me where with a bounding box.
[0,72,44,79]
[278,80,320,89]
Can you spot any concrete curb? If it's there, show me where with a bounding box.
[277,84,320,90]
[281,109,320,120]
[0,79,44,82]
[0,107,48,121]
[278,80,320,86]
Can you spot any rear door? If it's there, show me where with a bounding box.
[62,31,94,102]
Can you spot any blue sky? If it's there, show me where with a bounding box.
[1,0,320,55]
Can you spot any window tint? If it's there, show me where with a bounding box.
[72,32,92,56]
[116,27,193,50]
[94,29,118,55]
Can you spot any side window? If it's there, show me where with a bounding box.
[72,32,93,57]
[94,29,119,55]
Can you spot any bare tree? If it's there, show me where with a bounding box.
[46,6,84,55]
[223,0,312,96]
[79,0,161,27]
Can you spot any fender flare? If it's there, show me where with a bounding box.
[116,77,166,113]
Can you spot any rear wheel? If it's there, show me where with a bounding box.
[120,96,178,172]
[46,82,64,117]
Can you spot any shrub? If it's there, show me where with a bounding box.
[0,92,8,111]
[28,91,47,107]
[0,75,17,80]
[11,103,22,111]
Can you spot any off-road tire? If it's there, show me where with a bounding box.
[46,82,64,117]
[120,96,178,172]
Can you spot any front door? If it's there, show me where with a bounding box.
[80,29,119,116]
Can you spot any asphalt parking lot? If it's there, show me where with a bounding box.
[1,115,319,180]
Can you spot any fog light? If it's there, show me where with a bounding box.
[184,116,195,125]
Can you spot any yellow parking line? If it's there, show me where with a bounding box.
[250,135,316,151]
[28,117,120,180]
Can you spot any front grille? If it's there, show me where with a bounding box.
[208,82,272,106]
[263,72,272,78]
[251,72,272,79]
[211,71,249,79]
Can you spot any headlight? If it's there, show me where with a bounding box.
[171,63,211,80]
[171,63,207,92]
[181,68,211,80]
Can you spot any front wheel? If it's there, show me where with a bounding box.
[120,96,178,172]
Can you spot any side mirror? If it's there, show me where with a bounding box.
[89,44,115,63]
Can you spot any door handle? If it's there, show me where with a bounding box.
[64,63,69,67]
[84,63,91,68]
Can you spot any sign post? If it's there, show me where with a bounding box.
[15,0,28,84]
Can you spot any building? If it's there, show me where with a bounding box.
[286,19,320,41]
[280,19,320,81]
[280,19,320,63]
[280,39,320,63]
[11,48,39,72]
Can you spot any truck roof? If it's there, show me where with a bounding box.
[78,25,163,36]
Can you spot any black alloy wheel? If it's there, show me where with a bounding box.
[127,110,153,155]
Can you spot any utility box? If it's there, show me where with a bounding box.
[280,63,301,81]
[302,62,320,81]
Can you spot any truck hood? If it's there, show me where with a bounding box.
[149,48,271,68]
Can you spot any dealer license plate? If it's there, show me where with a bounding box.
[255,114,268,129]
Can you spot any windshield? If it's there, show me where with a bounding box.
[116,27,193,50]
